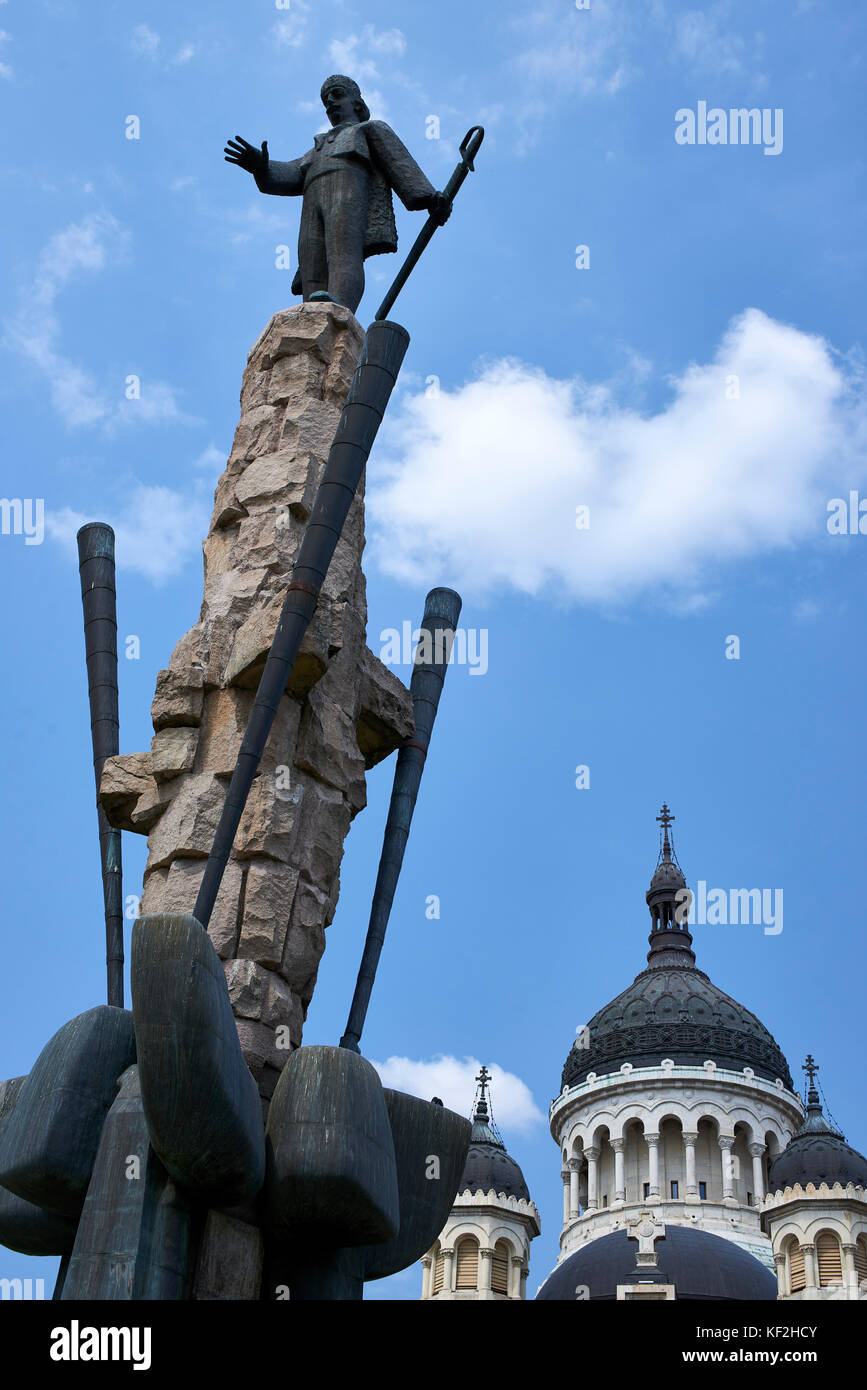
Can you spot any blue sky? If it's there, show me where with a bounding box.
[1,0,865,1299]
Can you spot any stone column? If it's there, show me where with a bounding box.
[561,1167,571,1225]
[749,1142,766,1203]
[509,1254,523,1299]
[612,1138,626,1205]
[421,1253,432,1299]
[585,1146,600,1211]
[719,1135,735,1201]
[802,1243,817,1291]
[841,1243,858,1296]
[479,1247,493,1295]
[646,1134,660,1200]
[442,1247,456,1294]
[569,1157,582,1218]
[774,1251,787,1299]
[520,1264,529,1299]
[100,303,414,1102]
[683,1131,699,1198]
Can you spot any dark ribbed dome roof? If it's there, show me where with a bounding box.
[458,1073,530,1202]
[536,1226,777,1301]
[561,808,793,1091]
[768,1080,867,1191]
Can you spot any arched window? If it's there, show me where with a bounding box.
[788,1240,806,1293]
[432,1245,445,1294]
[854,1236,867,1285]
[816,1231,843,1286]
[455,1237,479,1290]
[491,1240,510,1294]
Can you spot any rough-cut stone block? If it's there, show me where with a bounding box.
[145,773,225,869]
[234,449,317,518]
[279,877,328,998]
[99,751,172,834]
[237,860,299,966]
[151,726,199,782]
[291,780,352,887]
[357,645,416,767]
[151,666,205,730]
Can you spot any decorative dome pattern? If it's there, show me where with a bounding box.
[561,807,793,1091]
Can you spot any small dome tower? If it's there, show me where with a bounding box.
[421,1067,540,1300]
[762,1056,867,1300]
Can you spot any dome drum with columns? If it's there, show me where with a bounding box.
[422,1068,540,1301]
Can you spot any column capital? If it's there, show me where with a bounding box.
[682,1131,698,1145]
[442,1247,455,1261]
[800,1243,815,1254]
[568,1157,581,1171]
[479,1247,494,1259]
[773,1252,786,1268]
[748,1141,766,1157]
[644,1132,660,1147]
[611,1137,625,1153]
[561,1168,570,1182]
[841,1242,857,1253]
[421,1254,433,1269]
[584,1145,600,1161]
[718,1134,735,1151]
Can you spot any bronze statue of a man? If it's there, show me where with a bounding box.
[225,75,452,314]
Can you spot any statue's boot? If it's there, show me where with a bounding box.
[61,1065,196,1300]
[265,1044,399,1252]
[132,913,265,1208]
[0,1077,77,1256]
[0,1007,136,1221]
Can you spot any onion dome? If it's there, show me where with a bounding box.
[768,1056,867,1190]
[457,1066,530,1202]
[535,1225,777,1301]
[561,806,793,1090]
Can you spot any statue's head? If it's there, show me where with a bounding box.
[320,75,370,127]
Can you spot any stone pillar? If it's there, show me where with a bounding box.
[100,303,414,1102]
[841,1243,858,1296]
[520,1264,529,1299]
[479,1247,493,1295]
[442,1247,456,1294]
[561,1168,571,1225]
[569,1158,581,1218]
[719,1135,735,1201]
[509,1254,523,1299]
[646,1133,660,1200]
[749,1142,766,1203]
[612,1138,626,1205]
[774,1251,787,1299]
[802,1243,817,1291]
[585,1146,600,1211]
[683,1131,699,1198]
[421,1253,432,1300]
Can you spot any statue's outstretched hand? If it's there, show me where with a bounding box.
[224,136,269,178]
[427,191,452,226]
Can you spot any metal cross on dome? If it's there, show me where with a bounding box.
[476,1064,491,1100]
[803,1054,819,1088]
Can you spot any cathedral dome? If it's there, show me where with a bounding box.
[768,1070,867,1191]
[535,1226,777,1301]
[457,1070,530,1202]
[561,807,793,1091]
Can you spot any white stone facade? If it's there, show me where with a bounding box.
[422,1190,541,1301]
[550,1059,804,1271]
[762,1182,867,1300]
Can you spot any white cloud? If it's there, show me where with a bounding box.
[325,25,407,113]
[273,0,310,50]
[0,26,11,79]
[131,23,160,58]
[46,482,213,587]
[371,1055,544,1135]
[369,309,867,609]
[169,43,196,67]
[674,8,748,75]
[4,212,195,431]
